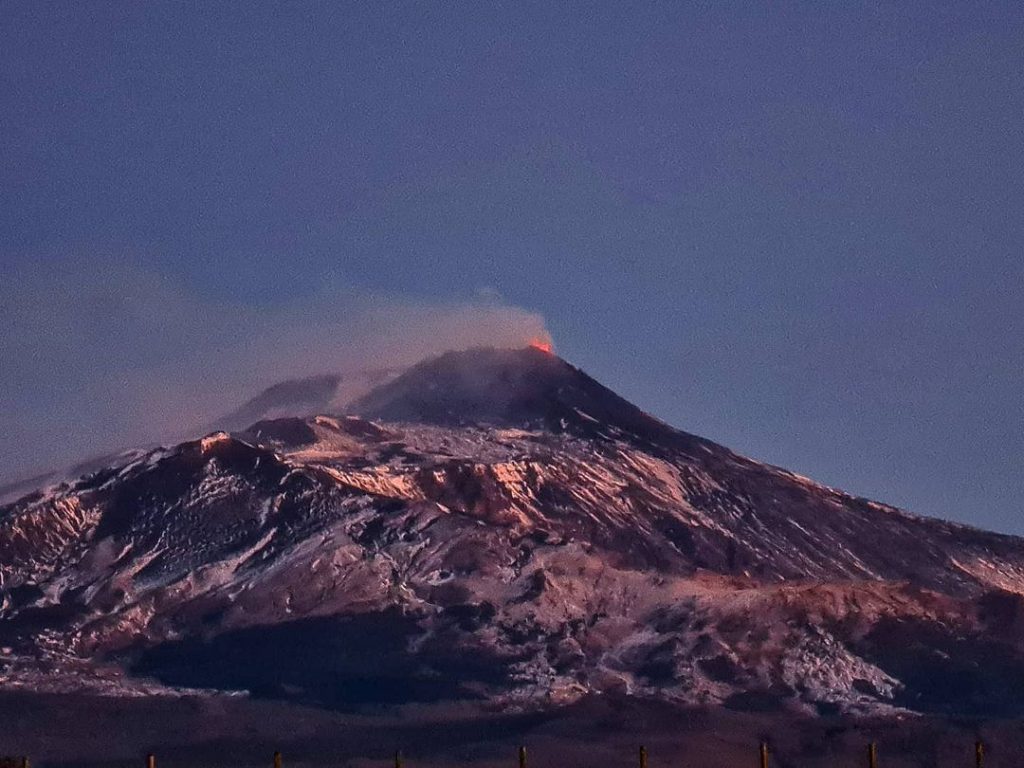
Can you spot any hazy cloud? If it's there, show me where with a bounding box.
[0,257,550,481]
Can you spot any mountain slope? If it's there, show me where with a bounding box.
[1,347,1023,717]
[214,368,402,432]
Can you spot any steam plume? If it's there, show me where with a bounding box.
[0,258,549,481]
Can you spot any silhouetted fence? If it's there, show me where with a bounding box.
[0,740,993,768]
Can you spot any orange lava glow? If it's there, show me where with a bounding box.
[529,338,553,354]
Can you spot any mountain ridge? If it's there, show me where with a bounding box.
[1,346,1022,717]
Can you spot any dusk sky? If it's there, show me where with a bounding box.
[3,3,1023,534]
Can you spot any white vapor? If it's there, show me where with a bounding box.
[0,258,550,483]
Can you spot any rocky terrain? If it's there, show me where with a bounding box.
[3,345,1024,726]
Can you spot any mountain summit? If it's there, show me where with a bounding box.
[2,346,1024,718]
[350,346,672,440]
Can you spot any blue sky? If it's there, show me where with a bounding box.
[3,3,1023,532]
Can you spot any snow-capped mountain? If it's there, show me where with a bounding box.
[3,346,1024,717]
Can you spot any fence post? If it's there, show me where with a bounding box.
[519,746,527,768]
[395,751,403,768]
[639,746,648,768]
[759,741,768,768]
[975,741,984,768]
[147,754,156,768]
[868,742,877,768]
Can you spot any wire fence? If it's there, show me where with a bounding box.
[0,739,989,768]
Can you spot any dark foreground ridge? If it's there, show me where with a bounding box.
[0,693,1014,768]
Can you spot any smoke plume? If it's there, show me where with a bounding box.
[0,258,550,482]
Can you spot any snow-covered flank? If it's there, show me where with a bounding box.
[2,346,1024,717]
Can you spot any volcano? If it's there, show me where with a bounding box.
[2,347,1024,726]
